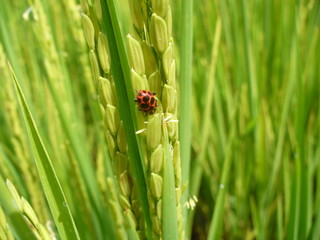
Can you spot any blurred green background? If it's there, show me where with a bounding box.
[0,0,319,239]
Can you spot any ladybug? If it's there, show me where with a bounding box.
[134,90,157,114]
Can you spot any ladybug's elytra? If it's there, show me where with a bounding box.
[134,90,157,114]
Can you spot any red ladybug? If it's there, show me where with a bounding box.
[134,90,157,114]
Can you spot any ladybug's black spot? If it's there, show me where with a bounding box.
[150,98,155,104]
[143,96,150,102]
[141,104,149,109]
[143,90,147,93]
[137,98,142,103]
[139,93,143,97]
[147,91,152,96]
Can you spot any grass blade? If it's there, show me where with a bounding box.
[179,0,193,233]
[207,116,236,240]
[99,0,152,237]
[308,205,320,240]
[162,125,178,240]
[8,62,80,240]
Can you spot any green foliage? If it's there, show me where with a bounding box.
[0,0,319,239]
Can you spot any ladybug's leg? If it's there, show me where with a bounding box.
[152,92,156,95]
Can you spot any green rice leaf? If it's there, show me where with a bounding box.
[308,205,320,240]
[8,62,80,240]
[99,0,152,238]
[162,124,178,240]
[207,118,236,240]
[178,0,193,233]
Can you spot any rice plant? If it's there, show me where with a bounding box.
[0,0,319,240]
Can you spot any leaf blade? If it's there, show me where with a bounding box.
[8,62,81,240]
